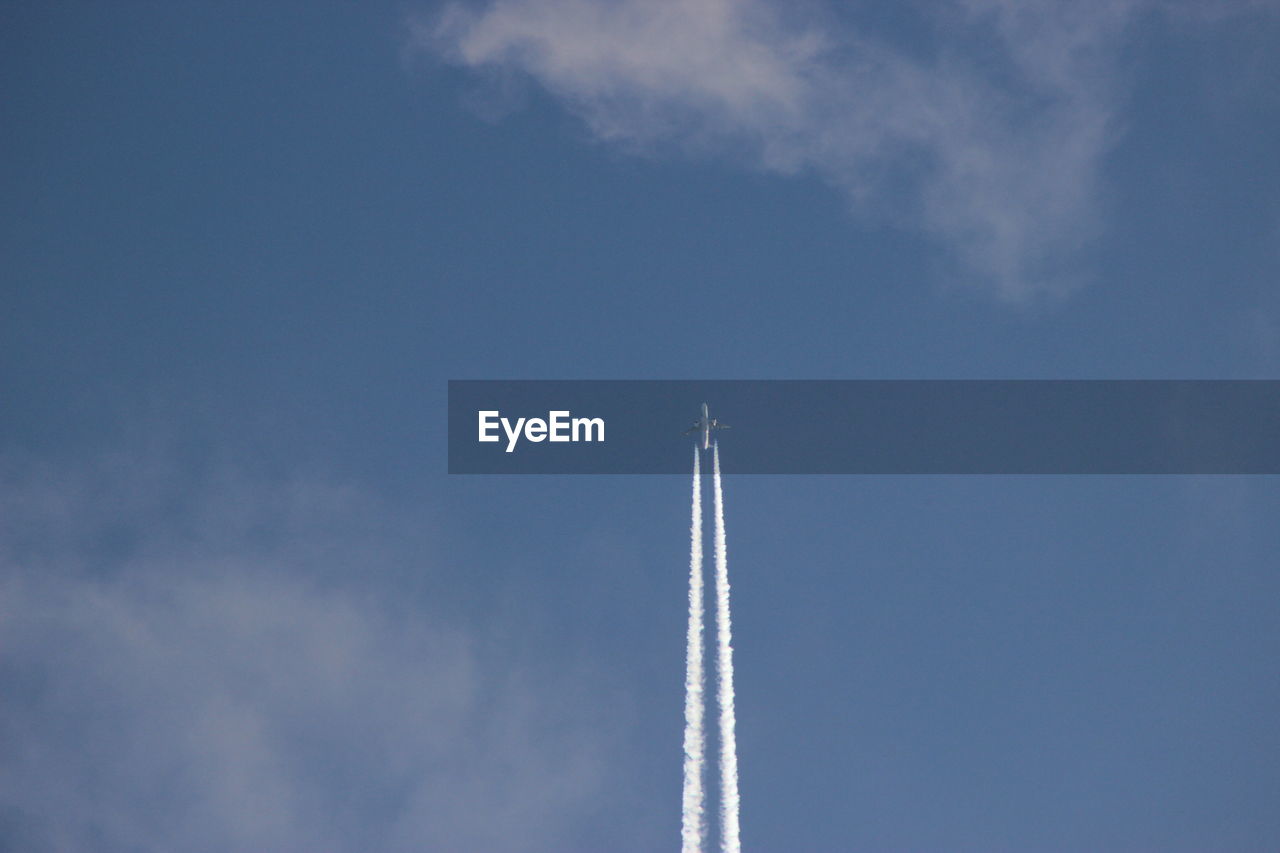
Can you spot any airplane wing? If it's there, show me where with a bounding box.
[717,424,731,429]
[682,426,698,436]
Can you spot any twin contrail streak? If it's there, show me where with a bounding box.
[712,441,741,853]
[681,446,707,853]
[681,440,741,852]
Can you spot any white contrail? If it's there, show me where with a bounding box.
[681,446,707,853]
[712,441,740,853]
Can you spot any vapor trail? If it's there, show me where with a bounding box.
[681,446,707,853]
[712,441,740,852]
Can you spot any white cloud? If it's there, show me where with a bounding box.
[0,454,617,852]
[419,0,1267,300]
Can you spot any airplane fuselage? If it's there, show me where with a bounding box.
[685,402,728,450]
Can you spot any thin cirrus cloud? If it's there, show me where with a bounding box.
[419,0,1261,300]
[0,452,618,853]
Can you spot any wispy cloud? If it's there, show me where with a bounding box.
[419,0,1266,300]
[0,453,616,852]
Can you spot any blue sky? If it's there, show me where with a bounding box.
[2,1,1279,850]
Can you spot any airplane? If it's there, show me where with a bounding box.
[683,402,730,450]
